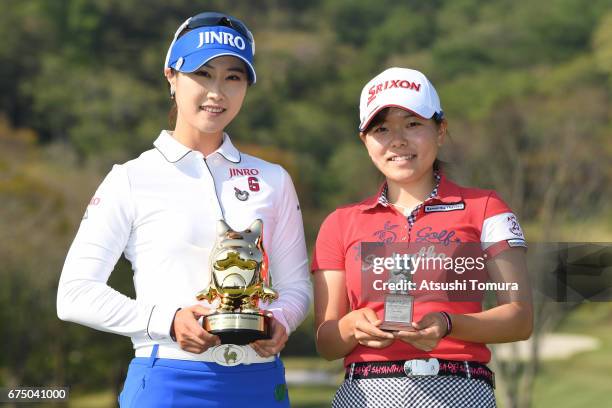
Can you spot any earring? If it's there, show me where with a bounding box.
[170,86,175,99]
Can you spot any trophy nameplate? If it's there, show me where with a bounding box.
[380,294,414,331]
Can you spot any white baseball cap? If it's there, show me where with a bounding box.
[359,67,443,132]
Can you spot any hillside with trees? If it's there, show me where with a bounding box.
[1,1,611,406]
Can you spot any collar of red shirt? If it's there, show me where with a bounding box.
[358,173,464,212]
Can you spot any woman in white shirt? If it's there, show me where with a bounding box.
[57,12,311,407]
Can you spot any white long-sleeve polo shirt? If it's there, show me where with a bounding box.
[57,130,312,357]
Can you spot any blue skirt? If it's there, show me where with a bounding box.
[119,345,290,408]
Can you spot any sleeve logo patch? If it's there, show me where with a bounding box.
[424,202,465,213]
[507,215,524,237]
[83,196,101,219]
[508,239,527,248]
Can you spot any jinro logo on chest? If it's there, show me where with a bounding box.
[229,168,260,178]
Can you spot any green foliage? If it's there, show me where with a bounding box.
[322,141,381,209]
[0,0,611,400]
[364,5,437,61]
[323,0,393,46]
[592,10,612,85]
[23,55,164,160]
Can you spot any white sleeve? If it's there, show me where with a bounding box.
[481,212,527,249]
[261,167,312,334]
[56,165,175,341]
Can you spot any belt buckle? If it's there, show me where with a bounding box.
[404,358,440,376]
[211,345,246,366]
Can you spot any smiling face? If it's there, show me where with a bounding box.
[360,107,446,187]
[165,55,248,139]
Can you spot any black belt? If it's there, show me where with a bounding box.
[345,358,495,389]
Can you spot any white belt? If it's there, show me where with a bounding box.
[136,344,276,366]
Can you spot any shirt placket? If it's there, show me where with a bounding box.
[201,154,225,220]
[406,200,434,242]
[382,172,441,242]
[407,181,440,241]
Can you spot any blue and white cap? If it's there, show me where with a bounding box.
[164,14,256,84]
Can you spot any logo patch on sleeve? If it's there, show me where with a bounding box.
[508,239,527,248]
[424,202,465,213]
[507,215,524,237]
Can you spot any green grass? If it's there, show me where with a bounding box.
[288,385,338,408]
[284,357,343,408]
[68,390,115,407]
[283,356,344,372]
[531,303,612,408]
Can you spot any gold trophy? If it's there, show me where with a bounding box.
[196,219,278,345]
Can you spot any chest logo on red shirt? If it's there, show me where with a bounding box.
[373,221,399,243]
[353,221,400,261]
[415,227,461,246]
[424,202,465,213]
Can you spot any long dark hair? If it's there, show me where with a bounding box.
[166,27,193,129]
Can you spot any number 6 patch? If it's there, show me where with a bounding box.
[248,176,260,192]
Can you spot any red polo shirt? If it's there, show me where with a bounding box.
[312,174,526,366]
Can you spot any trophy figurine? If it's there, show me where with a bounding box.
[196,219,278,345]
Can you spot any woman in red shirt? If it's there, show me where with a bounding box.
[312,67,533,407]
